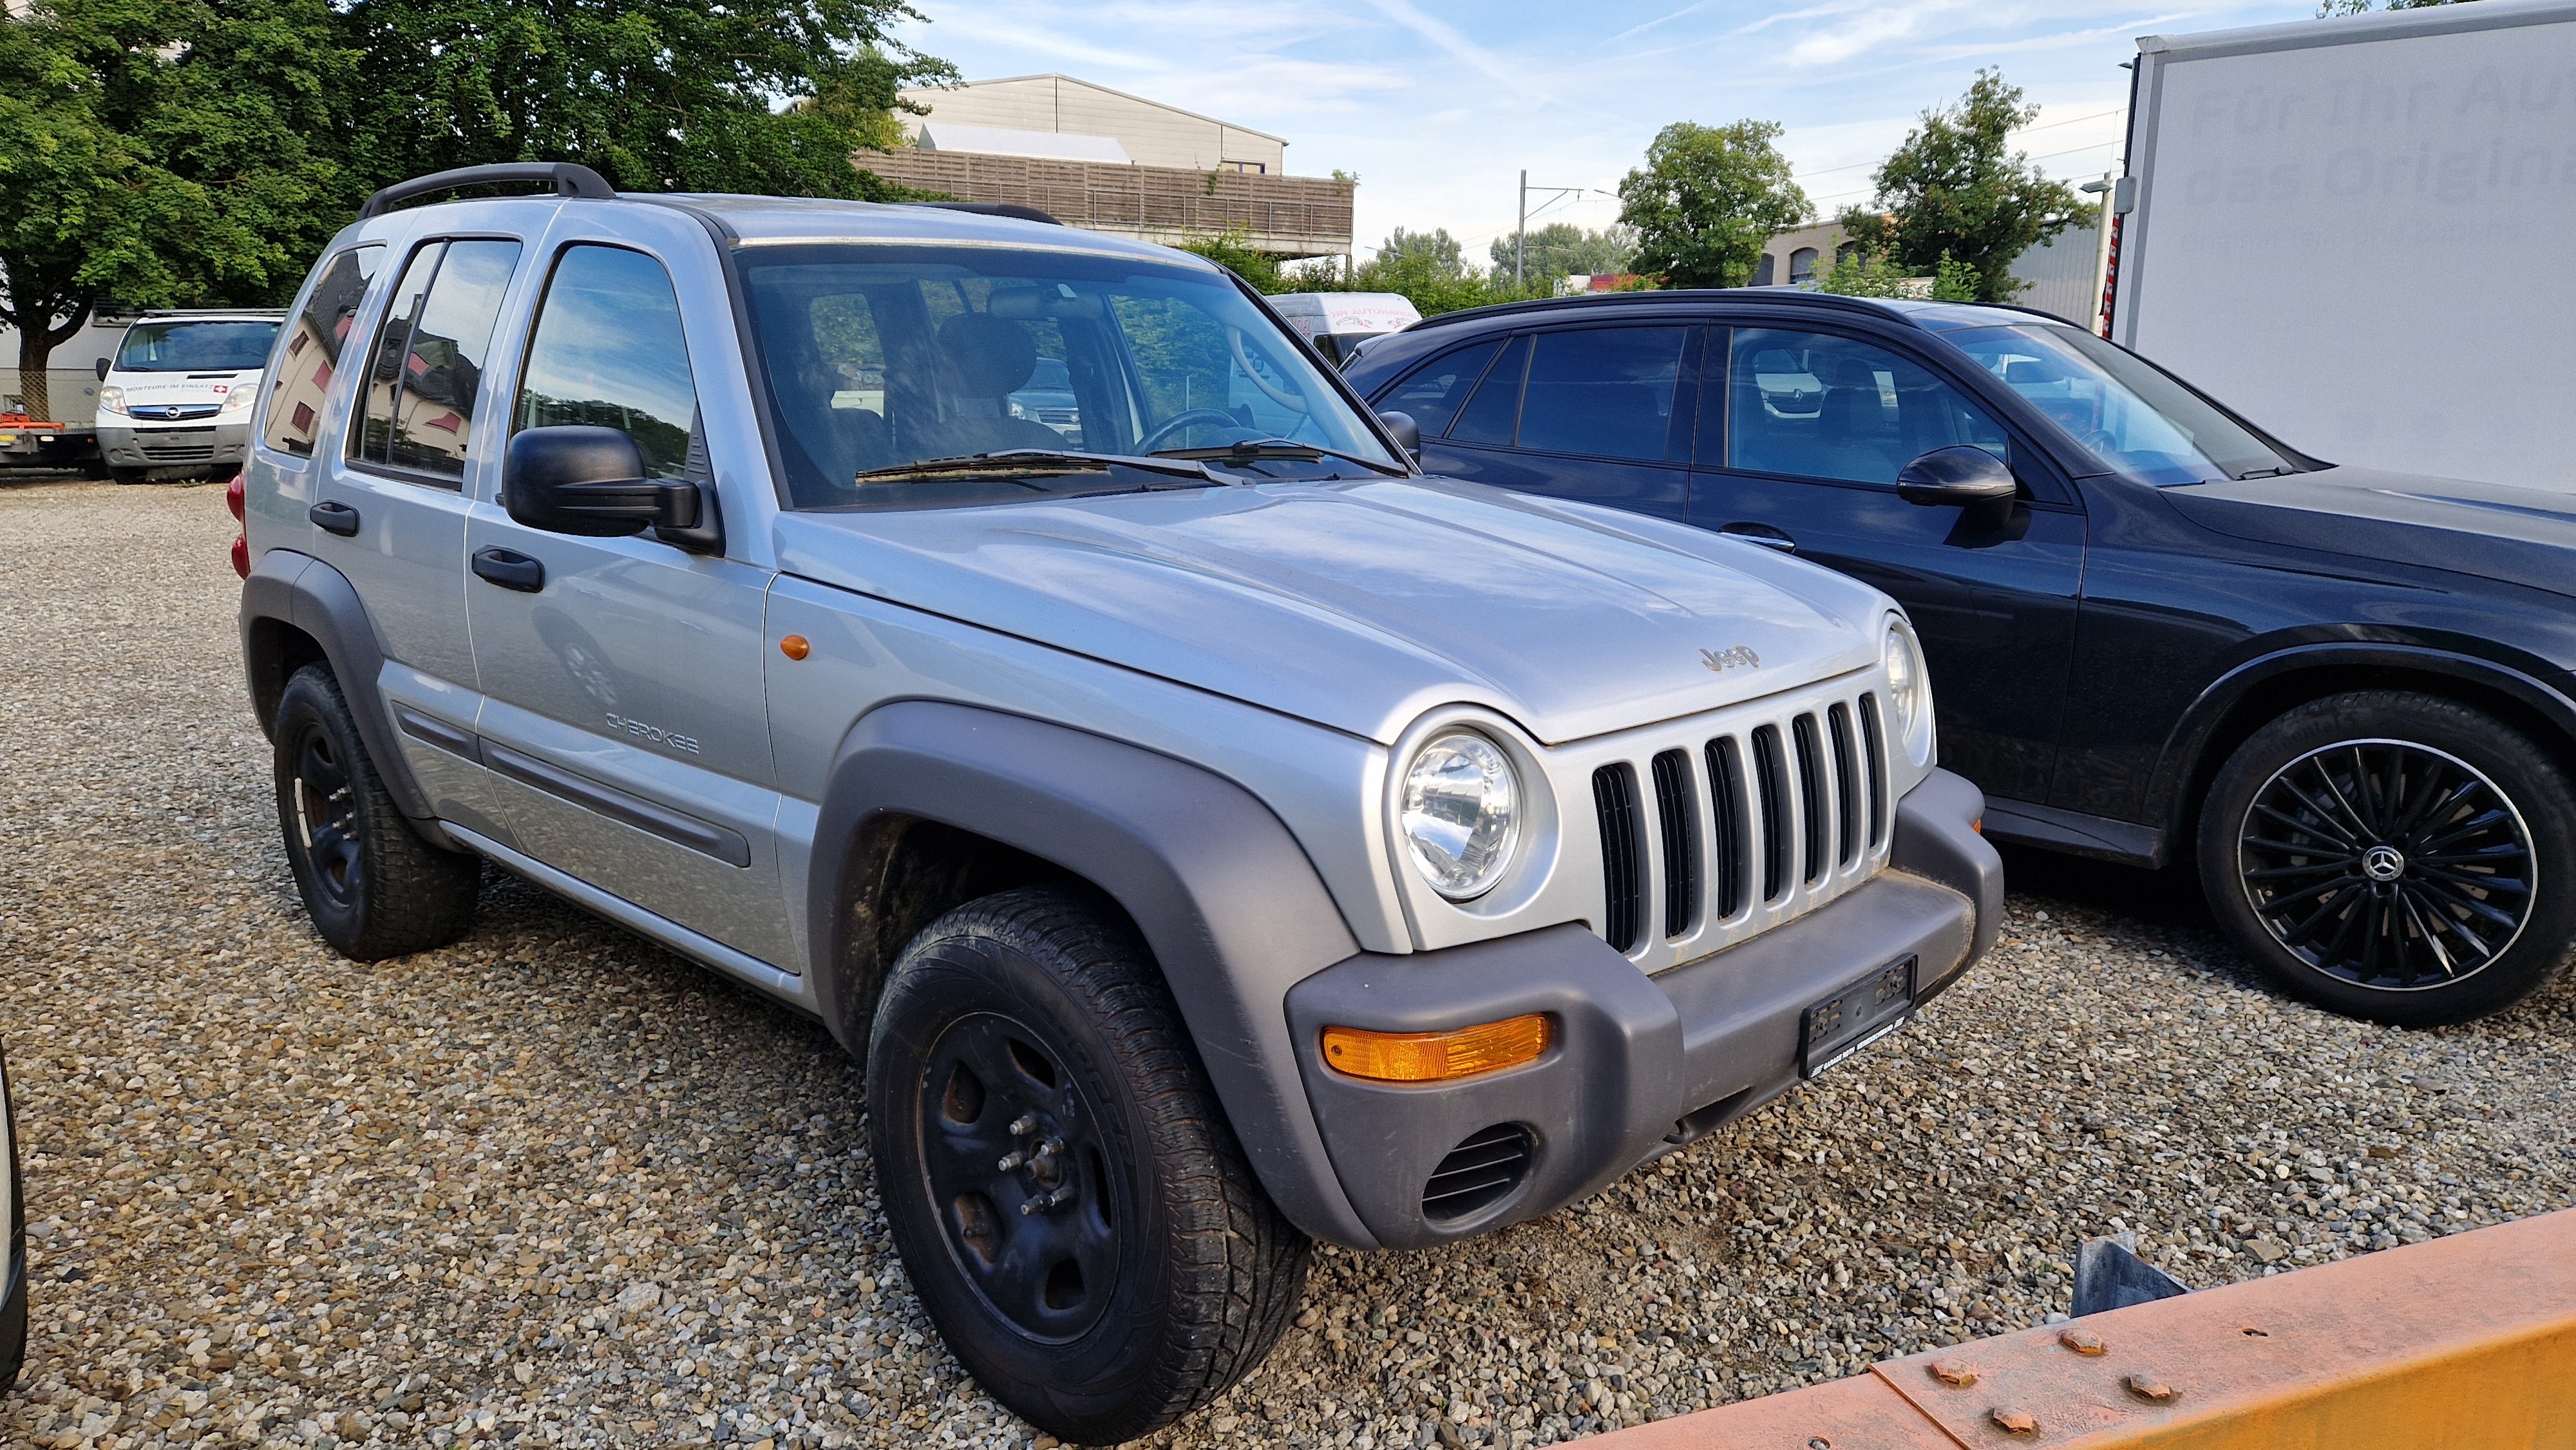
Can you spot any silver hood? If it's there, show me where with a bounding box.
[772,476,1891,746]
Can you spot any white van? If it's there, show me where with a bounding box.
[95,308,285,480]
[1267,292,1421,366]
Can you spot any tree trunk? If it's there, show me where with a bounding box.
[17,329,52,422]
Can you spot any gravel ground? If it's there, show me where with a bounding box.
[3,476,2573,1450]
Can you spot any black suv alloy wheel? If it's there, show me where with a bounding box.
[2201,691,2576,1026]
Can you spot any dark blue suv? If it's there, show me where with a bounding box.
[1348,290,2576,1026]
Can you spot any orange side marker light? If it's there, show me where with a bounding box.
[779,634,811,660]
[1322,1015,1548,1082]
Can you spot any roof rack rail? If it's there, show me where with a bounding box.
[909,200,1063,226]
[359,163,616,220]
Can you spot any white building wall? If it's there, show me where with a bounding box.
[900,75,1289,173]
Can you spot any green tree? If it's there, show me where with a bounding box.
[337,0,952,199]
[1376,226,1468,278]
[1616,120,1808,288]
[1488,223,1636,281]
[1177,226,1285,292]
[1837,69,2085,305]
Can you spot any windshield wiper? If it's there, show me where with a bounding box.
[1150,438,1410,478]
[2232,466,2295,480]
[854,449,1237,487]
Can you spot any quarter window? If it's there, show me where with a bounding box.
[1445,335,1528,446]
[515,246,701,479]
[1380,339,1501,440]
[352,239,523,484]
[263,245,383,458]
[1725,328,2009,486]
[1516,327,1689,462]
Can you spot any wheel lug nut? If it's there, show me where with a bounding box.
[1009,1115,1039,1136]
[997,1151,1027,1172]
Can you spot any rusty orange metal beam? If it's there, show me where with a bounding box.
[1600,1206,2576,1450]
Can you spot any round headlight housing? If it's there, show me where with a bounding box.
[1401,730,1522,900]
[1882,619,1933,762]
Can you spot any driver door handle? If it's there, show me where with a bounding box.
[471,547,545,593]
[308,500,360,536]
[1717,521,1797,554]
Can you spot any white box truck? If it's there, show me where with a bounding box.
[2111,0,2576,491]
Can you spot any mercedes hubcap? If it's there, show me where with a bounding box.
[918,1011,1119,1341]
[2238,739,2536,991]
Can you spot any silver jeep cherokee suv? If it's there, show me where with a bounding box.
[235,163,2001,1444]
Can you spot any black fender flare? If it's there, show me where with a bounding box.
[238,548,439,825]
[806,700,1380,1248]
[2143,641,2576,845]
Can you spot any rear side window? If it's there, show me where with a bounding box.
[1517,327,1690,461]
[1446,335,1529,446]
[1379,339,1500,439]
[263,245,383,458]
[352,238,523,484]
[515,245,701,479]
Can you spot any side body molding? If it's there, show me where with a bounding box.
[806,701,1380,1248]
[239,549,439,827]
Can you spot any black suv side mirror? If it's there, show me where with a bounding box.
[504,425,721,554]
[1377,410,1421,460]
[1895,446,2017,508]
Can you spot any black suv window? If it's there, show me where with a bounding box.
[1725,327,2006,485]
[1447,335,1528,446]
[1518,327,1689,462]
[264,245,383,458]
[1381,339,1501,440]
[515,245,701,479]
[353,238,522,484]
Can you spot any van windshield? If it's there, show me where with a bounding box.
[1942,323,2302,485]
[114,320,279,372]
[736,244,1401,510]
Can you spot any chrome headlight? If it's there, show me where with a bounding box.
[1882,619,1934,764]
[1401,730,1522,899]
[95,385,127,416]
[219,383,259,414]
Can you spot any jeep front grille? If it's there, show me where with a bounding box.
[1587,683,1893,973]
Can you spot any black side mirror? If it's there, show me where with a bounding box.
[1895,446,2018,508]
[504,425,721,554]
[1376,409,1421,460]
[94,358,110,382]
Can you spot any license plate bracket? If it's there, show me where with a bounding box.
[1799,955,1917,1078]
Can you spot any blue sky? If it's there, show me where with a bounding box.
[891,0,2320,266]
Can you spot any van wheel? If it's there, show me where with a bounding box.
[2199,690,2575,1026]
[867,887,1309,1445]
[271,665,480,960]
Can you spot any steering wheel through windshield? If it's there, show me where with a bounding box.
[1137,409,1248,453]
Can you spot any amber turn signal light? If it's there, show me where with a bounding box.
[1321,1015,1548,1082]
[779,634,811,660]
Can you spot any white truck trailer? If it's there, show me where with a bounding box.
[2111,0,2576,491]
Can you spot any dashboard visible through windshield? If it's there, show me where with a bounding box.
[1943,322,2303,486]
[736,245,1401,510]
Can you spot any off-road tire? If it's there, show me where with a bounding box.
[271,665,480,960]
[0,1048,25,1393]
[2199,690,2576,1026]
[867,887,1309,1445]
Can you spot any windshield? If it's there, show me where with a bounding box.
[1942,323,2300,485]
[114,319,279,373]
[737,244,1402,510]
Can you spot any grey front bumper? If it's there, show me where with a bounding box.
[99,419,251,470]
[1285,767,2000,1250]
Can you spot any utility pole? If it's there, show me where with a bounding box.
[1515,170,1527,287]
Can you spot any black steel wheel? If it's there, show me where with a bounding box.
[916,1012,1122,1342]
[2201,691,2576,1025]
[867,887,1308,1445]
[270,666,480,961]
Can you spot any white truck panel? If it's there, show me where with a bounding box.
[2117,0,2576,490]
